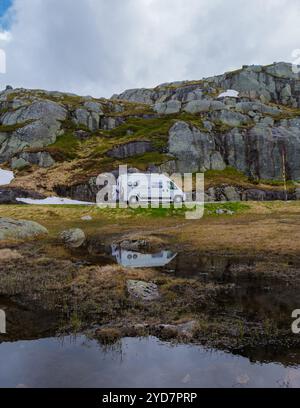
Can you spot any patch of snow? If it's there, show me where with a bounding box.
[0,168,15,186]
[16,196,94,205]
[218,89,239,98]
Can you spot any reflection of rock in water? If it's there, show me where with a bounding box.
[111,245,177,268]
[164,253,233,280]
[0,297,59,343]
[164,253,265,282]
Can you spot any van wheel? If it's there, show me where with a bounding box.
[174,195,183,204]
[129,196,139,206]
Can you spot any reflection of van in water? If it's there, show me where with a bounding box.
[116,173,186,205]
[111,246,177,268]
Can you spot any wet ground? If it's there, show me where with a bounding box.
[1,237,300,387]
[0,247,300,387]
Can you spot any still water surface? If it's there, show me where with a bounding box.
[0,335,300,388]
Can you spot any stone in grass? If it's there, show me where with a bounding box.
[215,208,235,215]
[81,215,93,221]
[60,228,86,248]
[0,217,48,241]
[156,320,198,340]
[127,280,160,302]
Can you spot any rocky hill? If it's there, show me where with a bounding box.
[1,61,300,203]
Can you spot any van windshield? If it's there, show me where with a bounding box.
[168,181,177,190]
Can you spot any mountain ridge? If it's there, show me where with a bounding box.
[1,61,300,203]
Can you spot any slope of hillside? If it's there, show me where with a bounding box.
[1,62,300,203]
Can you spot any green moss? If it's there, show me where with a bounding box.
[107,101,153,117]
[177,113,207,131]
[49,132,79,159]
[122,152,174,171]
[107,116,173,141]
[0,120,34,133]
[259,179,295,188]
[212,119,255,133]
[113,204,204,218]
[104,113,211,149]
[205,202,250,215]
[205,166,246,178]
[157,80,205,91]
[60,118,91,133]
[205,167,249,187]
[271,107,300,121]
[212,120,233,133]
[101,116,175,152]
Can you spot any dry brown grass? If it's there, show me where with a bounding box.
[0,249,22,261]
[177,202,300,255]
[1,201,300,256]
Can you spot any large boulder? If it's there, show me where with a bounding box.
[100,116,125,130]
[107,141,154,159]
[154,100,181,114]
[183,99,211,113]
[0,217,48,240]
[127,280,160,302]
[112,88,155,104]
[11,151,55,169]
[73,101,103,131]
[0,100,67,162]
[210,110,251,127]
[223,186,241,201]
[59,228,86,248]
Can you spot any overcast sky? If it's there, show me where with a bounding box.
[0,0,300,98]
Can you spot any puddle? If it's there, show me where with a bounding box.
[0,334,300,388]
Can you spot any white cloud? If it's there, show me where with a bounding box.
[0,0,300,97]
[0,31,11,42]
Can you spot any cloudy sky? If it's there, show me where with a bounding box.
[0,0,300,98]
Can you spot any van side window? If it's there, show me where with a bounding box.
[151,181,163,189]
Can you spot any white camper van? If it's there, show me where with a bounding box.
[116,173,186,205]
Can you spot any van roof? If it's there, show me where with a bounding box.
[119,173,169,179]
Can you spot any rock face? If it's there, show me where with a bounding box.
[111,62,300,182]
[0,187,45,204]
[0,217,48,240]
[204,185,295,202]
[3,62,300,203]
[54,177,98,202]
[107,141,154,159]
[59,228,86,248]
[11,151,55,169]
[169,121,226,172]
[73,101,104,131]
[0,99,67,162]
[168,119,300,180]
[114,62,300,107]
[100,116,125,130]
